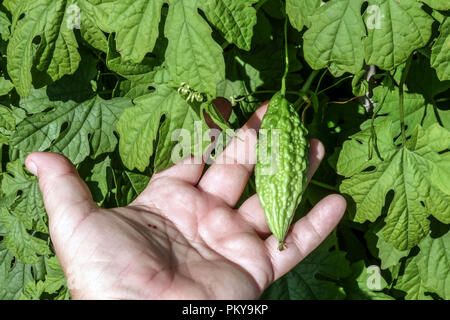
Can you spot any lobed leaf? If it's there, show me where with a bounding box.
[338,121,450,250]
[89,0,164,63]
[201,0,258,51]
[0,243,34,299]
[0,209,51,264]
[286,0,322,31]
[364,0,433,70]
[1,160,47,233]
[262,235,351,299]
[7,0,81,97]
[431,18,450,81]
[165,0,225,96]
[10,93,132,164]
[396,221,450,299]
[117,85,202,172]
[304,0,434,75]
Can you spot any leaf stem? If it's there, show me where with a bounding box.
[316,75,353,95]
[399,55,412,146]
[314,69,328,95]
[281,17,289,96]
[255,0,269,11]
[368,86,389,160]
[310,179,339,192]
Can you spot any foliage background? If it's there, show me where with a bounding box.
[0,0,449,300]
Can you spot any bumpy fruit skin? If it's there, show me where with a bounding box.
[255,92,309,250]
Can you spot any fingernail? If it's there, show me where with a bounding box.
[26,160,38,176]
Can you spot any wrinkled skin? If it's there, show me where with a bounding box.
[25,103,346,300]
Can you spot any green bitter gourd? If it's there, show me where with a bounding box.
[255,92,309,250]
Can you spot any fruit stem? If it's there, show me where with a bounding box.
[281,17,289,97]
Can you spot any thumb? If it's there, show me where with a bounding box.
[25,152,98,244]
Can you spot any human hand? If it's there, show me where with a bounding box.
[25,102,346,300]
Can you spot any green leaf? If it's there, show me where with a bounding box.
[89,0,225,96]
[42,256,67,295]
[0,105,15,131]
[0,77,14,96]
[338,121,450,250]
[0,243,34,300]
[19,280,45,300]
[261,235,351,299]
[3,0,22,13]
[118,64,172,99]
[201,0,258,51]
[431,18,450,81]
[396,221,449,299]
[377,232,409,270]
[343,261,394,300]
[90,0,164,63]
[406,53,450,101]
[1,160,47,233]
[106,34,156,79]
[366,222,410,270]
[10,94,132,164]
[363,0,433,71]
[112,169,150,207]
[420,0,450,10]
[286,0,321,31]
[363,85,450,134]
[396,258,432,299]
[7,0,82,97]
[303,0,366,76]
[0,11,10,40]
[0,209,51,264]
[18,51,98,111]
[117,85,202,172]
[77,0,108,52]
[165,0,225,96]
[361,86,435,137]
[304,0,434,75]
[34,0,81,81]
[80,155,113,205]
[413,222,450,299]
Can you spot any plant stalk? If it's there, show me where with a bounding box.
[301,70,320,93]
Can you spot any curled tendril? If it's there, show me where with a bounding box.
[229,95,245,107]
[194,92,203,102]
[177,82,205,103]
[177,82,190,96]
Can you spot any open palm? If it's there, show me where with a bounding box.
[25,103,346,300]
